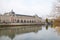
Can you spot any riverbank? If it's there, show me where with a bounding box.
[0,23,45,27]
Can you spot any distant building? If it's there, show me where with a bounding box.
[49,0,60,26]
[0,10,42,23]
[50,0,60,18]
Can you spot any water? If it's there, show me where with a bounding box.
[0,25,60,40]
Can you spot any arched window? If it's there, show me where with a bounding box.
[24,20,26,23]
[30,20,31,23]
[32,21,33,23]
[21,20,23,23]
[27,21,29,23]
[17,20,19,23]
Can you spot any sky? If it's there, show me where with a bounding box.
[0,0,56,18]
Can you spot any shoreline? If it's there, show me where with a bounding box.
[0,23,45,27]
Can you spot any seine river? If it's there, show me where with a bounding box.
[0,25,60,40]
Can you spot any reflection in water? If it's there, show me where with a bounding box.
[0,26,42,40]
[55,26,60,36]
[46,25,49,30]
[0,25,60,40]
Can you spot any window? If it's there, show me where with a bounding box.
[21,20,23,23]
[24,20,26,23]
[30,20,31,23]
[17,20,19,23]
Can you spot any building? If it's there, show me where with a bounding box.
[49,0,60,26]
[0,10,42,24]
[50,0,60,18]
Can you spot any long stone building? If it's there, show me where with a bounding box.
[0,10,42,24]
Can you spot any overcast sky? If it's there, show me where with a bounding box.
[0,0,56,18]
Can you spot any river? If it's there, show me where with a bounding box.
[0,25,60,40]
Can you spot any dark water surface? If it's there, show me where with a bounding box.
[0,25,60,40]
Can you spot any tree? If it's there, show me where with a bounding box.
[46,18,48,23]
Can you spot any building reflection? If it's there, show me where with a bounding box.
[0,26,42,40]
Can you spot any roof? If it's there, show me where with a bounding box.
[16,14,35,17]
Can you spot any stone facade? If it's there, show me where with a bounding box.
[0,10,42,23]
